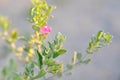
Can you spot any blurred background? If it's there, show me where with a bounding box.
[0,0,120,80]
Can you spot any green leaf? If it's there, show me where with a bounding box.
[24,45,31,52]
[53,49,67,58]
[46,6,56,15]
[56,72,63,78]
[31,0,40,6]
[33,69,46,79]
[32,25,40,31]
[66,64,73,70]
[35,49,43,69]
[77,52,82,61]
[8,59,17,70]
[47,63,62,74]
[24,62,34,76]
[10,30,18,39]
[45,59,56,66]
[0,16,10,31]
[41,45,48,56]
[48,42,54,51]
[104,33,112,43]
[56,32,66,43]
[1,68,7,76]
[82,58,91,64]
[96,30,104,40]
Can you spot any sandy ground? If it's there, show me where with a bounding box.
[0,0,120,80]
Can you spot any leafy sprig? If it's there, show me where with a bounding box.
[0,0,113,80]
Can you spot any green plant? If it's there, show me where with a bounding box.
[0,0,112,80]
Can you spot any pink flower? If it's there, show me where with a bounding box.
[40,24,51,35]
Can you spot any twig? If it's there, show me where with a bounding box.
[46,52,90,80]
